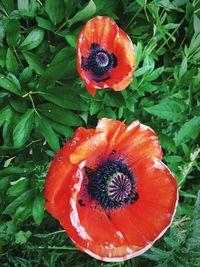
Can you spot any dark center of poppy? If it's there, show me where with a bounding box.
[86,159,138,210]
[108,172,132,202]
[96,52,109,67]
[81,43,117,82]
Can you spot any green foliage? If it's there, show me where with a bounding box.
[0,0,199,266]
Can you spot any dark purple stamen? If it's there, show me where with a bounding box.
[86,159,138,210]
[81,43,117,81]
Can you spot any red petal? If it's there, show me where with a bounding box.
[44,127,94,217]
[77,16,118,57]
[116,121,163,163]
[70,132,108,165]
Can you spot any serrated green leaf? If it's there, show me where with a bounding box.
[145,100,184,122]
[37,103,83,126]
[134,65,151,77]
[68,0,96,26]
[175,117,200,145]
[6,48,19,75]
[145,67,164,81]
[15,230,32,244]
[20,28,45,50]
[45,0,65,25]
[13,109,34,147]
[32,196,44,225]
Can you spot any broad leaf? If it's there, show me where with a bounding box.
[5,19,20,47]
[45,0,65,25]
[32,195,44,225]
[37,103,83,126]
[68,0,96,26]
[19,28,45,50]
[13,109,34,147]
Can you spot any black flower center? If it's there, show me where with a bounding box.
[81,43,117,83]
[96,52,109,67]
[86,159,138,210]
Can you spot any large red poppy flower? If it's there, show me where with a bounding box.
[77,16,136,96]
[45,119,178,262]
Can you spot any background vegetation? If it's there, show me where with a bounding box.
[0,0,199,266]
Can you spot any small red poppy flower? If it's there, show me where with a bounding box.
[45,119,178,262]
[77,16,136,96]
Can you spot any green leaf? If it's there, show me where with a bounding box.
[1,0,14,14]
[7,178,29,196]
[134,65,151,77]
[175,117,200,145]
[145,100,184,122]
[39,47,76,87]
[5,19,20,47]
[37,103,83,126]
[36,16,54,32]
[19,28,45,50]
[98,108,117,119]
[65,34,77,48]
[32,195,44,225]
[3,189,33,215]
[187,191,200,255]
[23,51,45,75]
[19,67,33,83]
[104,91,125,107]
[45,117,73,137]
[6,48,19,75]
[10,96,28,113]
[68,0,96,26]
[179,57,188,78]
[15,230,32,244]
[45,0,65,25]
[194,14,200,34]
[0,74,21,95]
[13,109,34,148]
[145,67,164,81]
[0,47,6,67]
[0,176,10,192]
[0,105,13,127]
[17,0,29,14]
[41,85,88,111]
[36,116,60,152]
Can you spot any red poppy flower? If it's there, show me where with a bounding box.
[45,119,178,262]
[77,16,136,96]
